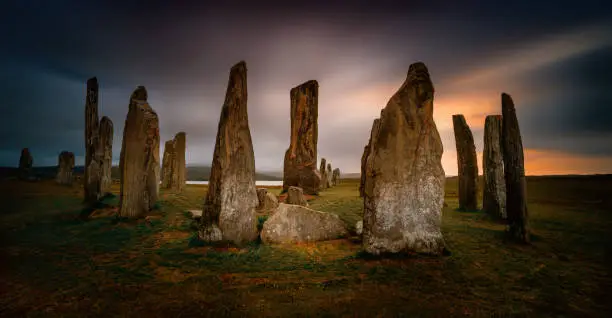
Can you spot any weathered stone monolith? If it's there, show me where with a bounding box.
[118,86,160,218]
[286,186,308,206]
[160,132,187,191]
[332,168,340,186]
[18,148,33,179]
[483,115,506,219]
[319,158,328,190]
[256,188,279,212]
[173,132,187,191]
[160,140,176,189]
[56,151,75,185]
[326,163,333,188]
[198,61,258,244]
[359,145,369,197]
[282,80,321,195]
[99,116,113,194]
[501,93,529,243]
[362,62,446,255]
[452,114,478,211]
[359,118,381,197]
[84,77,102,204]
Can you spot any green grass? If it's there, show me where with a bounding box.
[0,176,611,317]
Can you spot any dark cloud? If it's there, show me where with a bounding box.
[1,0,611,174]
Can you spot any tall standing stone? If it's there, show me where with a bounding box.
[173,132,187,191]
[18,148,33,179]
[332,168,340,186]
[118,86,160,218]
[452,114,478,211]
[326,163,333,188]
[99,116,114,194]
[283,80,321,195]
[56,151,75,185]
[84,77,102,204]
[161,140,176,189]
[501,93,529,243]
[160,132,187,191]
[199,61,258,244]
[360,118,381,197]
[483,115,506,219]
[363,62,446,255]
[359,147,369,197]
[319,158,328,190]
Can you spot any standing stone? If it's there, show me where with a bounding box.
[173,132,187,191]
[56,151,75,185]
[160,132,187,191]
[452,114,478,211]
[319,158,328,190]
[326,163,333,188]
[359,145,370,197]
[99,116,113,194]
[483,115,506,219]
[160,140,176,189]
[332,168,340,186]
[283,80,321,195]
[256,188,268,208]
[18,148,33,179]
[501,93,529,243]
[84,77,102,204]
[363,62,446,255]
[360,118,381,197]
[198,61,258,244]
[256,188,279,212]
[118,86,160,218]
[286,186,308,206]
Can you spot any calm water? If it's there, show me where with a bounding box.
[186,180,283,186]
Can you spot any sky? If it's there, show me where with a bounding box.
[1,0,611,176]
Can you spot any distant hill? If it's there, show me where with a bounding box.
[0,165,282,181]
[341,172,361,179]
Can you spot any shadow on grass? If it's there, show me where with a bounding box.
[187,232,263,249]
[464,225,543,245]
[454,207,482,213]
[354,247,452,260]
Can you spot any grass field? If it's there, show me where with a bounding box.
[1,176,611,317]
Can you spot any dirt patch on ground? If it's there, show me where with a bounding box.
[154,266,200,283]
[274,239,361,262]
[89,207,118,219]
[157,230,191,243]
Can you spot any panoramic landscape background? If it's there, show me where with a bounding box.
[1,0,611,176]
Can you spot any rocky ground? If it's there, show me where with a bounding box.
[0,177,611,316]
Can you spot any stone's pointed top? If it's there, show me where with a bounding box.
[59,151,73,161]
[131,86,148,102]
[87,77,98,89]
[175,131,186,137]
[164,140,174,147]
[405,62,434,105]
[100,116,113,125]
[501,93,514,105]
[291,80,319,91]
[408,62,429,74]
[452,114,468,125]
[231,61,247,73]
